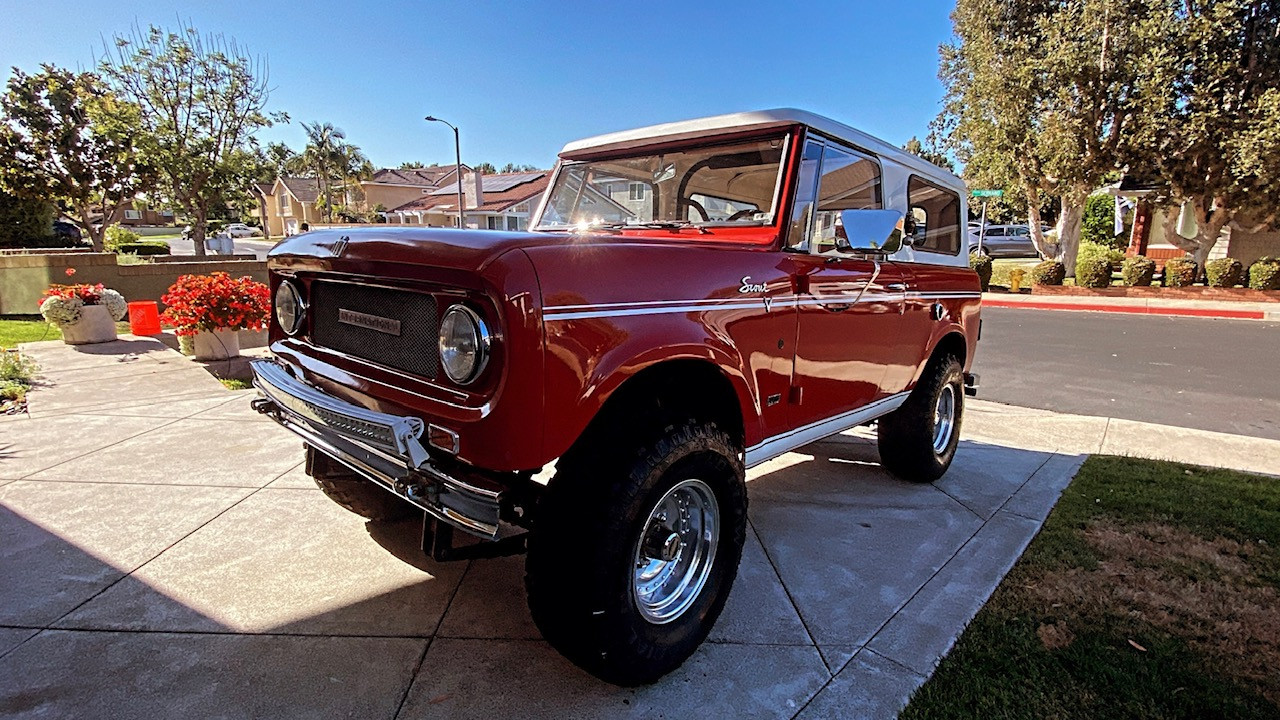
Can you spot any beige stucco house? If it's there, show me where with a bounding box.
[253,177,323,237]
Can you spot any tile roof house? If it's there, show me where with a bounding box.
[358,165,471,213]
[385,170,551,231]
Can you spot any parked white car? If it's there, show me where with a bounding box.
[225,223,262,238]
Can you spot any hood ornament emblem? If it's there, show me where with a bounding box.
[330,236,350,257]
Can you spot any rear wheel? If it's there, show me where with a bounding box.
[525,421,747,686]
[877,354,964,482]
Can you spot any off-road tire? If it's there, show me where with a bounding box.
[877,354,964,482]
[525,421,747,686]
[307,446,417,522]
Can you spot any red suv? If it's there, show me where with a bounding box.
[251,109,981,685]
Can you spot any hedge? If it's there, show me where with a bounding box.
[115,242,171,256]
[1031,260,1066,286]
[1205,258,1243,288]
[1122,256,1155,286]
[969,253,993,291]
[1075,257,1112,288]
[1249,257,1280,291]
[1163,257,1197,287]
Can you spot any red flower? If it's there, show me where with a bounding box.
[65,267,76,277]
[160,272,271,336]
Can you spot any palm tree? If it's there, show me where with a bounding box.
[336,142,375,211]
[300,121,346,221]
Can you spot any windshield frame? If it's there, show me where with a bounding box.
[531,131,793,238]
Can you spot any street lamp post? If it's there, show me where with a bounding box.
[425,116,466,229]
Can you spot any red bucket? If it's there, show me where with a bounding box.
[127,301,162,336]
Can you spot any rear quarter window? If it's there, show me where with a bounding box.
[907,176,962,255]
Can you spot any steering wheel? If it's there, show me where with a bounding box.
[726,208,758,222]
[686,199,709,222]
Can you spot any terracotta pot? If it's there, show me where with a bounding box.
[61,304,117,345]
[192,328,240,360]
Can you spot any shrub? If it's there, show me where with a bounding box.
[969,253,993,291]
[114,241,170,256]
[1205,258,1243,288]
[0,350,38,384]
[1122,256,1156,286]
[1248,256,1280,290]
[1077,240,1125,267]
[1075,256,1113,288]
[1163,257,1198,287]
[161,272,271,335]
[1081,194,1124,250]
[1031,260,1066,286]
[103,224,141,251]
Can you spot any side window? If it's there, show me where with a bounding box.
[785,140,824,251]
[812,145,881,253]
[907,176,961,255]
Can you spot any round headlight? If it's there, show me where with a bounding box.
[275,280,305,336]
[438,304,490,385]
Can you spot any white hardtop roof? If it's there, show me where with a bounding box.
[559,108,963,190]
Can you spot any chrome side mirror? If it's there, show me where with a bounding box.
[836,209,905,254]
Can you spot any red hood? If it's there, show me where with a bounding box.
[268,227,570,273]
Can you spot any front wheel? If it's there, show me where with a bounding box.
[877,354,964,482]
[525,422,747,686]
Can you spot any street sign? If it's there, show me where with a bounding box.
[971,189,1004,198]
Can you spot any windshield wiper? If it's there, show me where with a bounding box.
[621,220,712,235]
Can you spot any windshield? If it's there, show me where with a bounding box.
[534,135,788,231]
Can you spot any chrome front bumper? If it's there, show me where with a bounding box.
[250,360,502,539]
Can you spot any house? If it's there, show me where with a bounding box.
[356,166,471,212]
[1105,178,1280,267]
[254,177,323,237]
[384,170,551,231]
[88,200,177,228]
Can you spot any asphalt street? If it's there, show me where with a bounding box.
[166,236,278,260]
[973,307,1280,440]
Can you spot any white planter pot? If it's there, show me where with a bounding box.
[192,329,240,360]
[61,304,117,345]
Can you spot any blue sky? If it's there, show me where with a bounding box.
[1,0,958,171]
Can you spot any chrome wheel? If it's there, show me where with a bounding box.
[932,383,956,454]
[632,478,719,625]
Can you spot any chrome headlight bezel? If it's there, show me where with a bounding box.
[438,304,491,385]
[274,280,305,336]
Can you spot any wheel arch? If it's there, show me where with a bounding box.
[560,357,749,466]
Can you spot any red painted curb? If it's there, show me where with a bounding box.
[982,298,1265,320]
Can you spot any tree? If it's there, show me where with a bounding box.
[335,141,374,209]
[263,142,299,180]
[1138,1,1280,271]
[99,24,278,256]
[299,121,346,221]
[0,188,57,248]
[903,136,956,172]
[499,162,539,173]
[473,162,497,174]
[935,0,1164,274]
[0,66,155,251]
[398,161,437,169]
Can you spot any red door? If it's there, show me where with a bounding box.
[789,255,907,430]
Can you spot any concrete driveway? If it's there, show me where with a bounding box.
[11,336,1268,719]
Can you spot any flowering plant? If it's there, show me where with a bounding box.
[161,272,271,336]
[38,283,128,325]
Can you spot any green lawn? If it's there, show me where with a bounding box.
[0,318,60,348]
[901,456,1280,718]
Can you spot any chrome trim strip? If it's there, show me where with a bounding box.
[544,293,902,321]
[744,391,910,468]
[905,291,982,299]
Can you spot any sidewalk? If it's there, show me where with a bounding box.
[2,337,1277,719]
[983,291,1280,321]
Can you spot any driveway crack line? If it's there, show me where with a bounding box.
[746,518,832,677]
[393,557,472,719]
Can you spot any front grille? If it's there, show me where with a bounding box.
[310,281,439,378]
